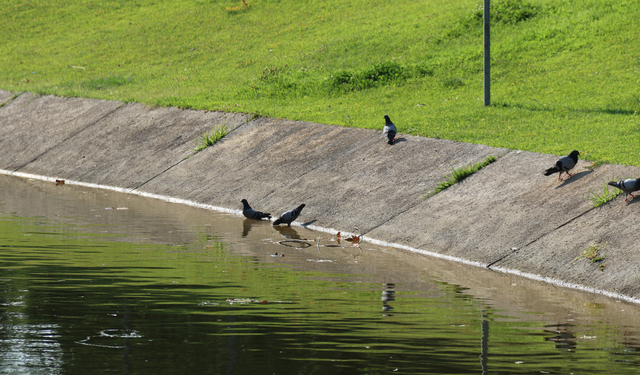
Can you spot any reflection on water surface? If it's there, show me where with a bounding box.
[1,174,640,374]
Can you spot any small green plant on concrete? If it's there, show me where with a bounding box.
[194,125,228,152]
[430,155,498,195]
[587,177,622,207]
[598,263,607,271]
[574,242,606,270]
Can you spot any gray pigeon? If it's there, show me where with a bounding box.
[273,204,305,226]
[544,150,580,181]
[383,115,397,145]
[608,178,640,201]
[241,199,271,220]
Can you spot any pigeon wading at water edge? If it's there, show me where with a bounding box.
[383,115,397,145]
[543,150,580,181]
[273,204,306,227]
[241,199,272,220]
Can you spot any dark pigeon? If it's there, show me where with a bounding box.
[383,115,397,145]
[241,199,271,220]
[544,150,580,181]
[608,178,640,201]
[273,204,305,227]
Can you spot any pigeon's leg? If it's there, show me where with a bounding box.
[558,172,564,181]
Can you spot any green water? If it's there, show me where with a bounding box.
[1,175,640,374]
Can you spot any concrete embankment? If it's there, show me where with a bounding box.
[1,90,639,303]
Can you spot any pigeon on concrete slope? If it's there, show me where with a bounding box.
[273,204,305,226]
[544,150,580,181]
[608,178,640,201]
[241,199,271,220]
[383,115,397,145]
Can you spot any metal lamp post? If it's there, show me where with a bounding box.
[484,0,491,106]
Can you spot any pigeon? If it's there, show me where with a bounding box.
[544,150,580,181]
[383,115,397,145]
[240,199,271,220]
[608,178,640,201]
[273,204,305,226]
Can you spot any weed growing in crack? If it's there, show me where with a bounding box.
[194,124,228,152]
[428,155,498,196]
[587,178,622,207]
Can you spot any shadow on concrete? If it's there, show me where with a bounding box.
[555,170,594,189]
[301,219,318,227]
[393,137,408,144]
[625,195,640,206]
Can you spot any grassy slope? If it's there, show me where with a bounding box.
[1,0,639,164]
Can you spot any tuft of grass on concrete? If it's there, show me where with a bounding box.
[0,0,639,165]
[194,125,228,152]
[431,155,498,195]
[587,178,623,207]
[574,242,606,270]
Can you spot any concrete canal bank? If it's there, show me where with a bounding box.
[1,90,639,303]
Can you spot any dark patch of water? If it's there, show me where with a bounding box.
[2,175,640,374]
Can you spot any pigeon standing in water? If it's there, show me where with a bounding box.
[608,178,640,201]
[383,115,397,145]
[273,204,305,226]
[544,150,580,181]
[241,199,271,220]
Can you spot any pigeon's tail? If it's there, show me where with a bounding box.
[544,167,560,176]
[386,130,397,145]
[293,204,306,216]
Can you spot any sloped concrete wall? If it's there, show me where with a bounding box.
[1,90,639,303]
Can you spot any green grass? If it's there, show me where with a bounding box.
[574,242,606,266]
[430,155,498,195]
[587,177,623,207]
[194,125,228,152]
[1,0,639,164]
